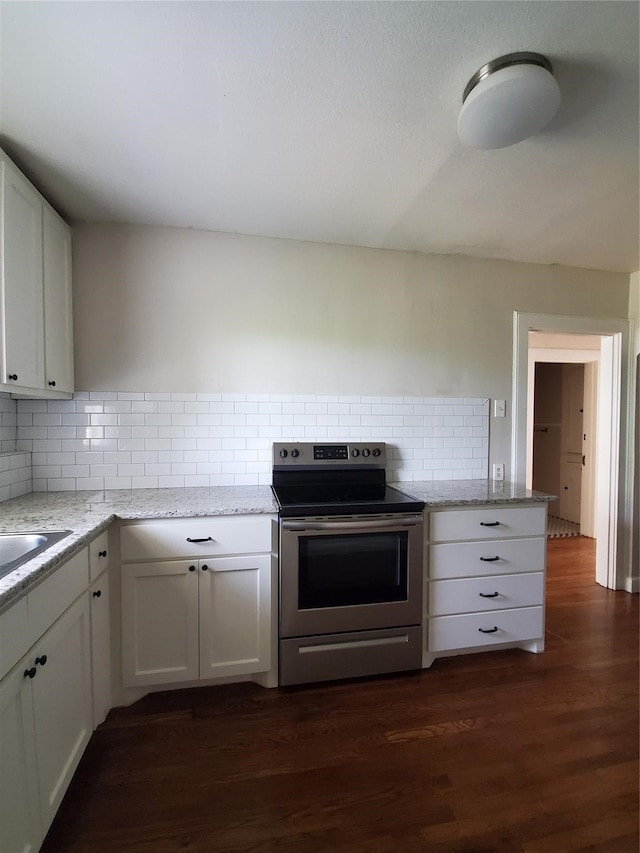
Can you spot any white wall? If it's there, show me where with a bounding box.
[72,224,631,478]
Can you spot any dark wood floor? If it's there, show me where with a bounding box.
[42,538,638,853]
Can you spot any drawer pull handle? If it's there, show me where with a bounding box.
[480,521,501,527]
[98,550,107,557]
[480,556,500,562]
[186,537,214,543]
[35,655,47,666]
[479,592,499,598]
[24,667,37,679]
[478,626,499,633]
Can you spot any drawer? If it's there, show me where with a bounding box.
[428,606,544,652]
[121,515,274,561]
[89,529,110,582]
[429,537,546,579]
[27,548,90,644]
[429,505,546,543]
[429,572,544,616]
[0,596,29,680]
[0,548,90,679]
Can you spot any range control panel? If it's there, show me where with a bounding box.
[273,442,386,467]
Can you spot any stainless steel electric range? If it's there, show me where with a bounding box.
[271,442,425,686]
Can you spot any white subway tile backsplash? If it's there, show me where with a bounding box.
[8,392,489,492]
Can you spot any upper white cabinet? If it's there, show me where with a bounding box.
[0,153,45,391]
[42,204,74,393]
[0,149,74,397]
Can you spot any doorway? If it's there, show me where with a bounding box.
[512,312,633,591]
[528,334,601,547]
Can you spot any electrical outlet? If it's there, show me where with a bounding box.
[493,463,505,481]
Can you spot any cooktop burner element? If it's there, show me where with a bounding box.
[271,442,424,518]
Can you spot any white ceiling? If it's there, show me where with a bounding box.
[1,1,638,273]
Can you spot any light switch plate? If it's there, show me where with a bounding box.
[493,399,506,418]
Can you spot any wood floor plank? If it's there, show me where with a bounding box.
[39,537,638,853]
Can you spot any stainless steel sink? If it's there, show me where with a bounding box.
[0,531,71,580]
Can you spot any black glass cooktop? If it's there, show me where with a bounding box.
[272,470,424,518]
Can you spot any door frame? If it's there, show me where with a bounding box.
[512,312,633,590]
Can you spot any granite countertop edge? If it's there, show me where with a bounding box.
[0,481,555,611]
[0,486,278,610]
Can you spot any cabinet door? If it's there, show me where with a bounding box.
[199,554,271,679]
[0,658,42,853]
[42,204,74,393]
[30,593,92,832]
[90,572,111,728]
[1,156,44,389]
[121,561,199,687]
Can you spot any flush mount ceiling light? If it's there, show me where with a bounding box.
[457,52,561,150]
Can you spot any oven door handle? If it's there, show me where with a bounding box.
[281,516,422,532]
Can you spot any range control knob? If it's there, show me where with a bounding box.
[279,449,288,458]
[372,447,382,457]
[291,448,300,458]
[362,448,371,458]
[351,448,360,457]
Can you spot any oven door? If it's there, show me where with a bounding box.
[279,514,423,638]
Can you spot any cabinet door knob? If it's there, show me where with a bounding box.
[98,550,107,557]
[188,565,196,572]
[92,590,102,598]
[24,667,37,679]
[7,374,18,381]
[35,655,47,666]
[201,564,209,571]
[48,380,56,387]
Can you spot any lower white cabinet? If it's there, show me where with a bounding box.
[0,593,92,853]
[120,516,275,689]
[122,560,199,686]
[31,594,92,831]
[424,503,547,666]
[0,651,41,853]
[199,555,271,680]
[90,571,112,728]
[122,555,271,687]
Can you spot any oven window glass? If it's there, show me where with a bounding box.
[298,532,408,609]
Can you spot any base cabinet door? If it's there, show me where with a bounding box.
[199,555,271,679]
[31,594,92,831]
[121,561,199,687]
[0,660,42,853]
[90,572,111,727]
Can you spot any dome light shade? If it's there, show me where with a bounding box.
[457,52,561,150]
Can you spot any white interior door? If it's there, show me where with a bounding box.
[559,364,584,524]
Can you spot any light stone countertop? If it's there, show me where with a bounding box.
[0,480,554,611]
[0,486,278,610]
[392,479,555,506]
